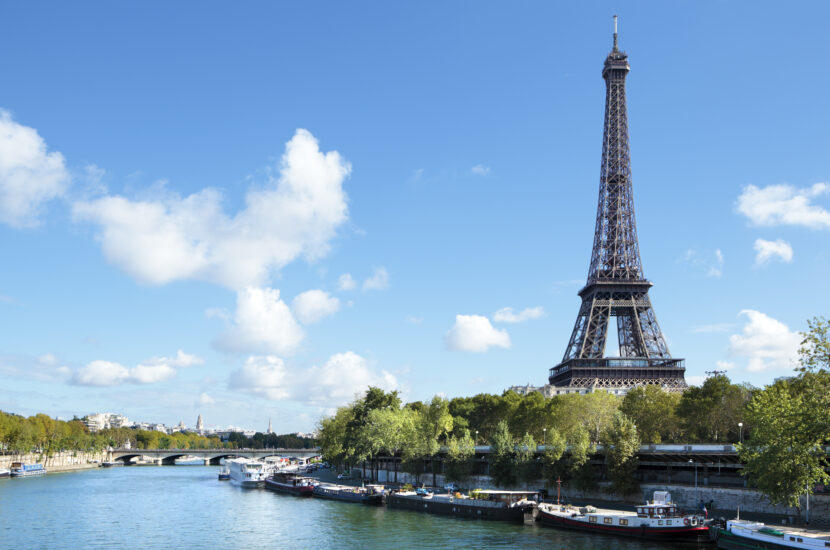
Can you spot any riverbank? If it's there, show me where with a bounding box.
[368,468,829,524]
[0,450,106,474]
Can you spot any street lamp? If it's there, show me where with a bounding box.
[688,459,698,497]
[738,422,743,444]
[543,428,547,447]
[475,430,479,446]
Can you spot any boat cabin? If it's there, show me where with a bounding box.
[637,491,680,518]
[472,490,539,505]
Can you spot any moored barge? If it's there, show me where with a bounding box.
[386,489,538,522]
[312,483,384,505]
[264,471,315,496]
[712,519,830,549]
[538,491,709,542]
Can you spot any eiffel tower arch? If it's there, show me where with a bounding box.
[548,17,687,392]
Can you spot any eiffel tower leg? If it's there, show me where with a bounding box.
[580,293,611,358]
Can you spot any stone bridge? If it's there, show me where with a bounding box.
[109,448,321,466]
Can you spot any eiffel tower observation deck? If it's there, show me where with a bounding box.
[548,17,687,392]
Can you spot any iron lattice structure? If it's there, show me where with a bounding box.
[549,20,687,391]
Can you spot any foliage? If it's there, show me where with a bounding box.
[540,427,567,485]
[677,374,752,442]
[445,429,476,482]
[516,432,539,483]
[488,420,516,487]
[798,316,830,373]
[739,373,830,507]
[602,412,640,495]
[619,385,681,444]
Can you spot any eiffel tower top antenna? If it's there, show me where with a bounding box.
[613,15,619,52]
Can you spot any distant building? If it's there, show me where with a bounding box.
[84,412,131,433]
[507,383,631,397]
[267,418,273,434]
[196,414,204,432]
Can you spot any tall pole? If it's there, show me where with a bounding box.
[738,422,743,444]
[543,428,547,447]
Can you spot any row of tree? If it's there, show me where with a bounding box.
[0,413,317,456]
[318,317,830,507]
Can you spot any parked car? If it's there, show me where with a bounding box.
[337,472,351,480]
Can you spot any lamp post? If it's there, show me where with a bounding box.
[738,422,743,444]
[475,430,479,446]
[688,459,698,497]
[543,428,547,447]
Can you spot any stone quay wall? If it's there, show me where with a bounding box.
[370,468,829,521]
[1,450,107,473]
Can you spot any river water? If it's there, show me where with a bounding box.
[0,466,708,549]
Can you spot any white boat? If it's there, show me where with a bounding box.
[9,462,47,477]
[227,458,267,487]
[0,468,10,478]
[714,519,830,549]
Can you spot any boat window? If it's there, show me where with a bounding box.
[603,518,612,524]
[666,520,672,525]
[657,508,663,514]
[658,520,663,525]
[619,519,628,526]
[589,516,597,523]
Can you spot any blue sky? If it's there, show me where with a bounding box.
[1,2,828,432]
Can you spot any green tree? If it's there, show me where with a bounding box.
[516,432,539,483]
[619,385,681,444]
[739,374,830,507]
[541,427,567,485]
[677,374,751,442]
[488,420,516,487]
[602,412,640,496]
[444,429,476,483]
[798,316,830,373]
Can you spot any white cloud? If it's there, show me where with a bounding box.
[362,266,389,291]
[405,315,423,324]
[753,238,793,266]
[471,164,491,176]
[445,314,511,352]
[690,323,734,334]
[716,360,736,371]
[227,351,396,406]
[73,129,351,289]
[197,392,215,406]
[492,306,545,323]
[228,355,291,400]
[0,353,71,382]
[728,310,801,372]
[70,349,203,386]
[736,183,830,230]
[291,289,340,324]
[337,273,357,291]
[129,363,177,384]
[301,351,397,405]
[38,353,58,366]
[0,110,70,227]
[215,287,304,355]
[686,375,706,387]
[72,360,131,386]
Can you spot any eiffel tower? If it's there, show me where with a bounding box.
[549,17,687,392]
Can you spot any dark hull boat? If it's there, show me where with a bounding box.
[386,490,537,523]
[538,491,709,543]
[312,483,383,505]
[265,472,314,496]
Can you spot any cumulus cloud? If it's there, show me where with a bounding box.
[471,164,491,176]
[197,392,215,406]
[728,310,801,372]
[753,238,793,266]
[337,273,357,291]
[0,109,70,227]
[362,267,389,291]
[228,355,291,400]
[228,351,397,406]
[70,350,204,386]
[291,289,340,324]
[445,314,511,352]
[215,287,304,355]
[0,353,71,382]
[73,129,351,289]
[493,306,545,323]
[736,183,830,230]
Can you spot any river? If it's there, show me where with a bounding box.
[0,466,709,549]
